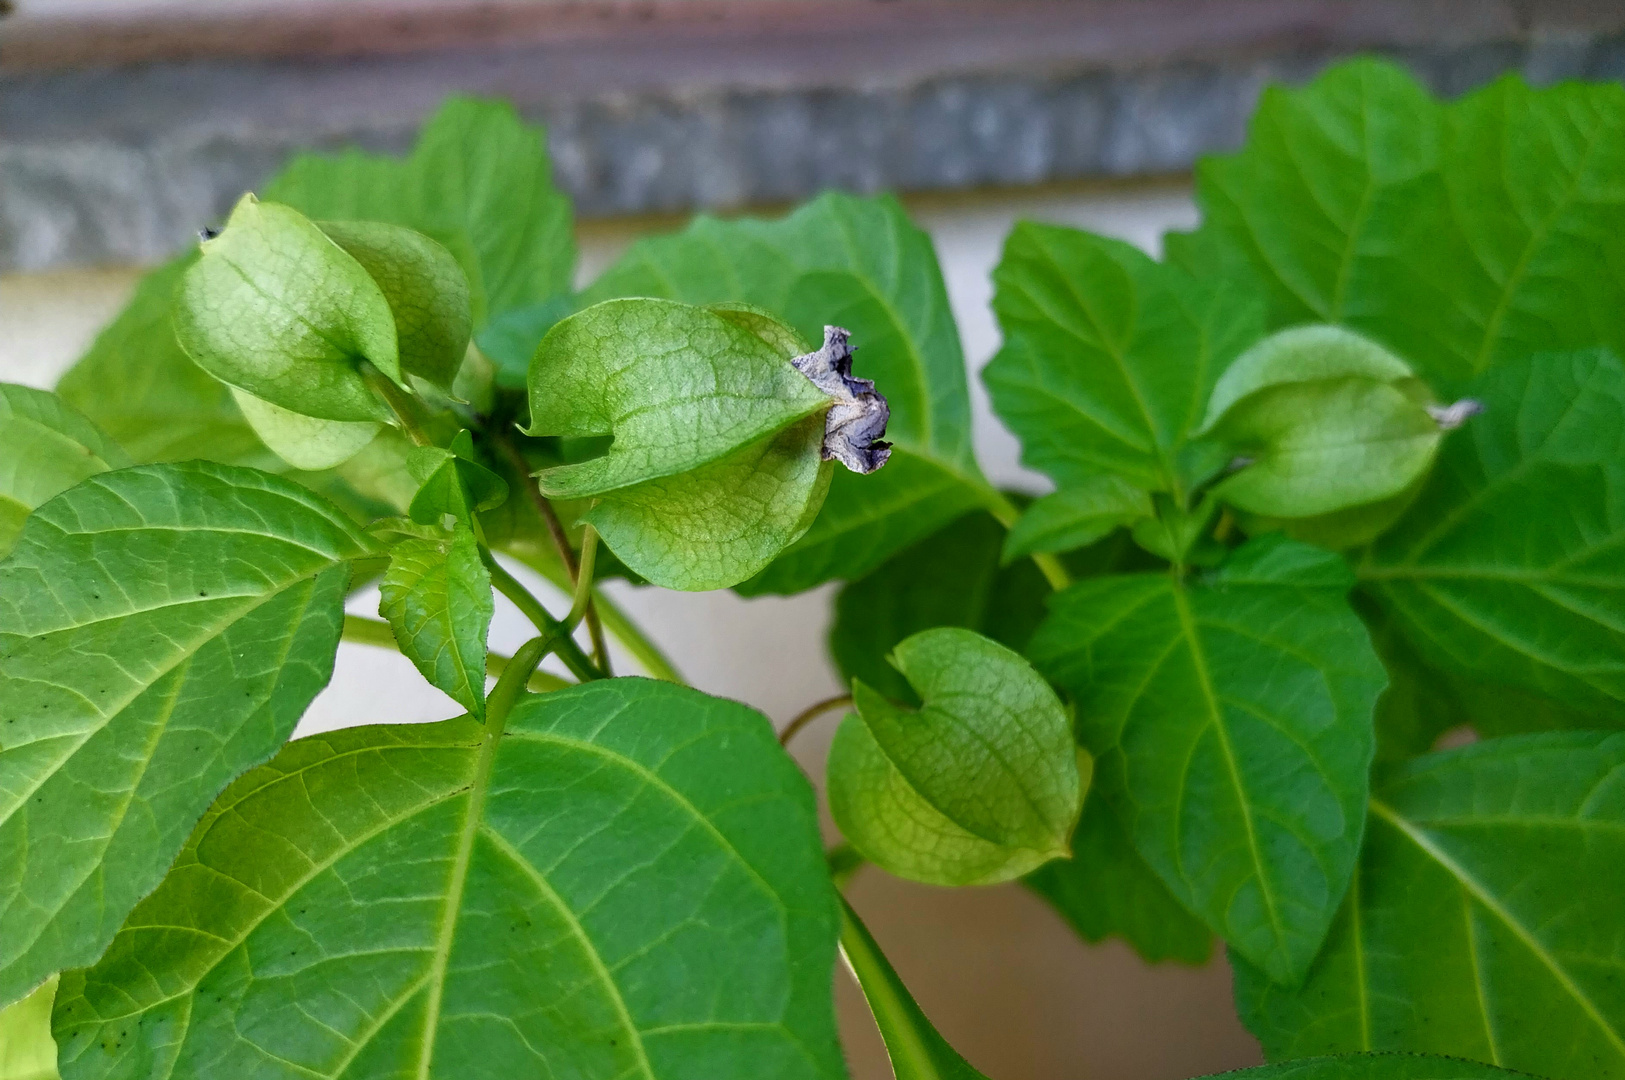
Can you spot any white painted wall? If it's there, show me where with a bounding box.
[0,182,1263,1080]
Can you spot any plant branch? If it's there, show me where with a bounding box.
[341,615,570,693]
[481,553,605,683]
[567,524,598,628]
[499,542,683,682]
[984,489,1072,592]
[780,693,854,747]
[492,431,612,673]
[484,634,553,733]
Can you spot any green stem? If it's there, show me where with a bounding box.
[342,615,570,693]
[484,634,553,732]
[983,489,1071,592]
[567,524,598,629]
[491,431,612,674]
[482,552,604,682]
[363,365,433,447]
[502,542,683,684]
[838,897,988,1080]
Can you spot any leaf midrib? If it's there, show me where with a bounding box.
[1168,582,1286,965]
[1021,233,1180,496]
[1370,796,1625,1060]
[415,714,500,1080]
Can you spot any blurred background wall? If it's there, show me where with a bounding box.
[4,3,1625,1077]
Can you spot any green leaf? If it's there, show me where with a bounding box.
[1169,59,1625,393]
[1234,732,1625,1080]
[53,679,847,1080]
[229,389,382,472]
[829,628,1084,886]
[525,298,836,589]
[378,524,493,718]
[265,96,576,329]
[1214,382,1441,520]
[582,414,834,591]
[1202,325,1447,519]
[1002,478,1151,561]
[406,430,510,528]
[1358,349,1625,724]
[1201,1052,1545,1079]
[831,511,1056,706]
[985,222,1262,501]
[56,257,276,469]
[1024,789,1213,965]
[584,192,993,594]
[0,977,58,1080]
[1027,536,1386,983]
[527,299,828,496]
[0,385,130,557]
[174,194,401,421]
[0,462,377,1008]
[838,896,989,1080]
[317,220,473,392]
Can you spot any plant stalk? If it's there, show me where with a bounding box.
[567,524,598,629]
[492,431,612,672]
[483,633,554,733]
[837,896,988,1080]
[780,693,854,747]
[500,540,682,682]
[481,553,605,682]
[362,365,434,447]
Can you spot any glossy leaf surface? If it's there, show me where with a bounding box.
[1028,537,1385,983]
[54,679,847,1080]
[829,628,1083,886]
[0,463,375,1007]
[1235,733,1625,1080]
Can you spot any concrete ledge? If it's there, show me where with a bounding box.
[3,0,1623,272]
